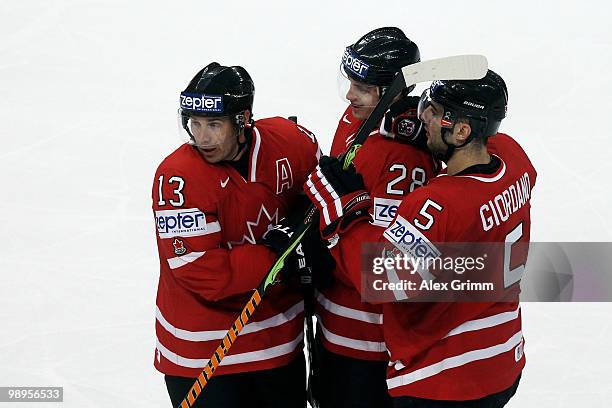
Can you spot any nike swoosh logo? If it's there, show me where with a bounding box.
[220,177,230,188]
[342,114,351,124]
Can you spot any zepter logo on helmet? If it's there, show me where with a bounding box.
[178,62,255,148]
[337,27,421,114]
[179,93,224,114]
[342,48,370,81]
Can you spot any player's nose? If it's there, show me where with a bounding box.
[419,106,432,123]
[346,85,357,102]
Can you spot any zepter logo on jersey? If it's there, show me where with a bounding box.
[180,92,223,113]
[155,208,217,239]
[372,197,402,227]
[383,215,441,260]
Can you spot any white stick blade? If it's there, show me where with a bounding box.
[401,54,488,87]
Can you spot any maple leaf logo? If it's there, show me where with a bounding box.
[172,238,187,255]
[227,204,279,249]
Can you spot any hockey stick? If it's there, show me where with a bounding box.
[176,54,487,408]
[287,115,320,408]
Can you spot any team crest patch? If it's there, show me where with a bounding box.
[396,118,416,140]
[173,238,187,255]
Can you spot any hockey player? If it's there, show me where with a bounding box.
[152,62,322,407]
[311,27,438,408]
[305,70,536,407]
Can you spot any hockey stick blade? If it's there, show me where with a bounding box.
[401,54,488,88]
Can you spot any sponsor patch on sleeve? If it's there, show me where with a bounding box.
[372,197,402,227]
[155,208,217,239]
[383,215,441,259]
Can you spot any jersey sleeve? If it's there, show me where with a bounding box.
[153,166,277,302]
[378,188,449,299]
[328,218,379,290]
[329,187,450,301]
[292,122,322,177]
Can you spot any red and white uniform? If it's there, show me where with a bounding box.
[152,117,320,377]
[332,133,537,400]
[316,106,438,361]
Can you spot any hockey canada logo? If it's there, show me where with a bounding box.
[342,47,370,80]
[396,118,416,140]
[441,111,454,128]
[172,238,187,255]
[155,208,208,239]
[180,92,223,113]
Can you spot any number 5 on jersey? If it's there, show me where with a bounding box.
[413,199,443,230]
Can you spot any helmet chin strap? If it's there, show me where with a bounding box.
[227,113,251,161]
[438,124,475,163]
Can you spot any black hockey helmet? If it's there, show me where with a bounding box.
[180,62,255,129]
[342,27,420,87]
[419,69,508,141]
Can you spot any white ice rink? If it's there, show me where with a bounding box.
[1,0,612,406]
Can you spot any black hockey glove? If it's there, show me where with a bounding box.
[261,217,336,288]
[380,94,428,150]
[304,155,372,240]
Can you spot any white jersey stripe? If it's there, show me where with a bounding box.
[250,127,262,182]
[166,251,206,269]
[457,157,506,182]
[317,316,386,353]
[444,305,520,338]
[387,330,523,389]
[156,332,304,368]
[315,290,382,324]
[156,301,304,342]
[390,306,522,371]
[241,301,304,335]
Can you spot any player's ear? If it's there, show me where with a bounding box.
[454,121,472,144]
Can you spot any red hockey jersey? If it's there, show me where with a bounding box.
[316,106,438,361]
[152,117,320,377]
[331,133,537,400]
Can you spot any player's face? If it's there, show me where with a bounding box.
[188,116,240,163]
[346,79,380,120]
[419,101,450,156]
